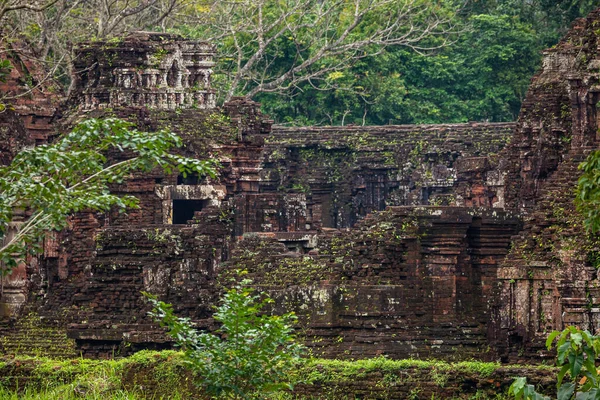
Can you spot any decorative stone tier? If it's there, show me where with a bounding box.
[71,32,216,110]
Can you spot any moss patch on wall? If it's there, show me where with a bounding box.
[0,313,77,359]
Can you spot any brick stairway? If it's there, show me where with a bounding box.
[0,312,78,359]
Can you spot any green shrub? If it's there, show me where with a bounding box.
[510,326,600,400]
[145,279,305,399]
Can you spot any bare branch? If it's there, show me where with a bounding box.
[0,0,60,20]
[1,0,461,109]
[187,0,461,102]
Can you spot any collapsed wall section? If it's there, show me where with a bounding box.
[33,205,520,360]
[0,40,62,144]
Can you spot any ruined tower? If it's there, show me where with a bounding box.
[494,9,600,362]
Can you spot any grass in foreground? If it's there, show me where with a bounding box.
[0,352,553,399]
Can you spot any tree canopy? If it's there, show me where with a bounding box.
[0,1,597,124]
[255,0,597,125]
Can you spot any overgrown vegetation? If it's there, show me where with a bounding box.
[1,1,596,125]
[510,326,600,400]
[256,0,598,125]
[576,150,600,233]
[0,352,553,399]
[0,351,194,399]
[145,278,305,399]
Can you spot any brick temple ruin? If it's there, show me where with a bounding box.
[2,10,600,362]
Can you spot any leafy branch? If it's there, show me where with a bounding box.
[510,326,600,400]
[0,117,217,275]
[576,149,600,233]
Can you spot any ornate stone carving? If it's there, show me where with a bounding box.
[71,32,216,110]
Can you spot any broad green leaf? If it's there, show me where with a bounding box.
[558,383,575,400]
[510,377,527,398]
[572,333,583,347]
[559,342,572,364]
[571,353,584,378]
[547,331,561,349]
[558,364,571,386]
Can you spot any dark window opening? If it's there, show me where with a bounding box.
[89,62,100,87]
[177,173,200,185]
[282,241,308,254]
[422,187,430,204]
[172,199,207,224]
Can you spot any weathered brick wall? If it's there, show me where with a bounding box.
[0,107,31,165]
[20,115,520,359]
[224,207,520,360]
[37,206,233,358]
[32,99,269,356]
[257,123,513,230]
[0,40,62,144]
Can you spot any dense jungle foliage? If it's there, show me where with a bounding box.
[1,0,597,126]
[253,0,599,125]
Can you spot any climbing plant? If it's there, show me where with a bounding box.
[576,150,600,233]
